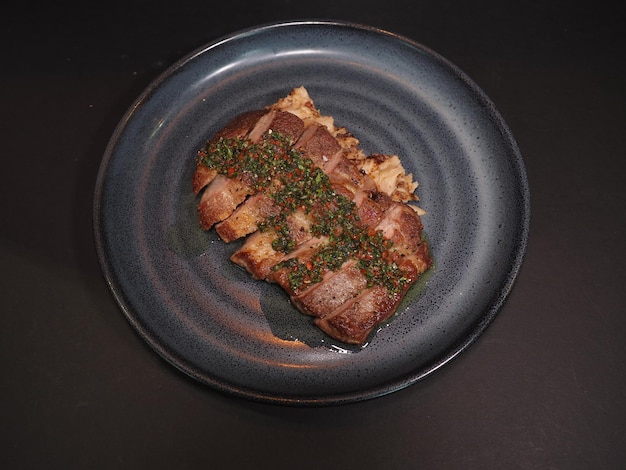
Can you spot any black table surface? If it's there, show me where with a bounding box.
[2,1,624,468]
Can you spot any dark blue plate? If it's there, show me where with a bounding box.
[93,21,529,405]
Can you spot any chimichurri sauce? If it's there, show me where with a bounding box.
[197,132,409,294]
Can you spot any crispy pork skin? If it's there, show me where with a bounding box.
[193,87,431,345]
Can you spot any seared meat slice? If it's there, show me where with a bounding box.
[192,110,265,194]
[290,260,368,319]
[353,190,386,228]
[376,202,425,255]
[212,109,267,142]
[327,155,378,195]
[215,192,280,243]
[197,110,306,231]
[314,251,425,344]
[294,124,378,196]
[314,285,403,345]
[229,231,280,280]
[248,109,305,143]
[266,110,306,141]
[296,124,342,163]
[230,209,315,280]
[192,165,218,196]
[197,175,253,230]
[267,236,330,290]
[270,204,425,326]
[246,110,278,143]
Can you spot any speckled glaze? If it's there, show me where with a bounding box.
[93,21,530,405]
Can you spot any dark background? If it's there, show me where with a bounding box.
[2,1,624,468]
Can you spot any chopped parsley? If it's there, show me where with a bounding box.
[197,132,410,294]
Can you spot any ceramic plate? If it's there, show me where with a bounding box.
[94,21,530,405]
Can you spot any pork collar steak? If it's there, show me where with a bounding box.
[193,87,432,345]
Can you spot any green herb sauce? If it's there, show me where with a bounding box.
[197,132,410,294]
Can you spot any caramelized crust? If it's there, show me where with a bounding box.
[314,286,401,345]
